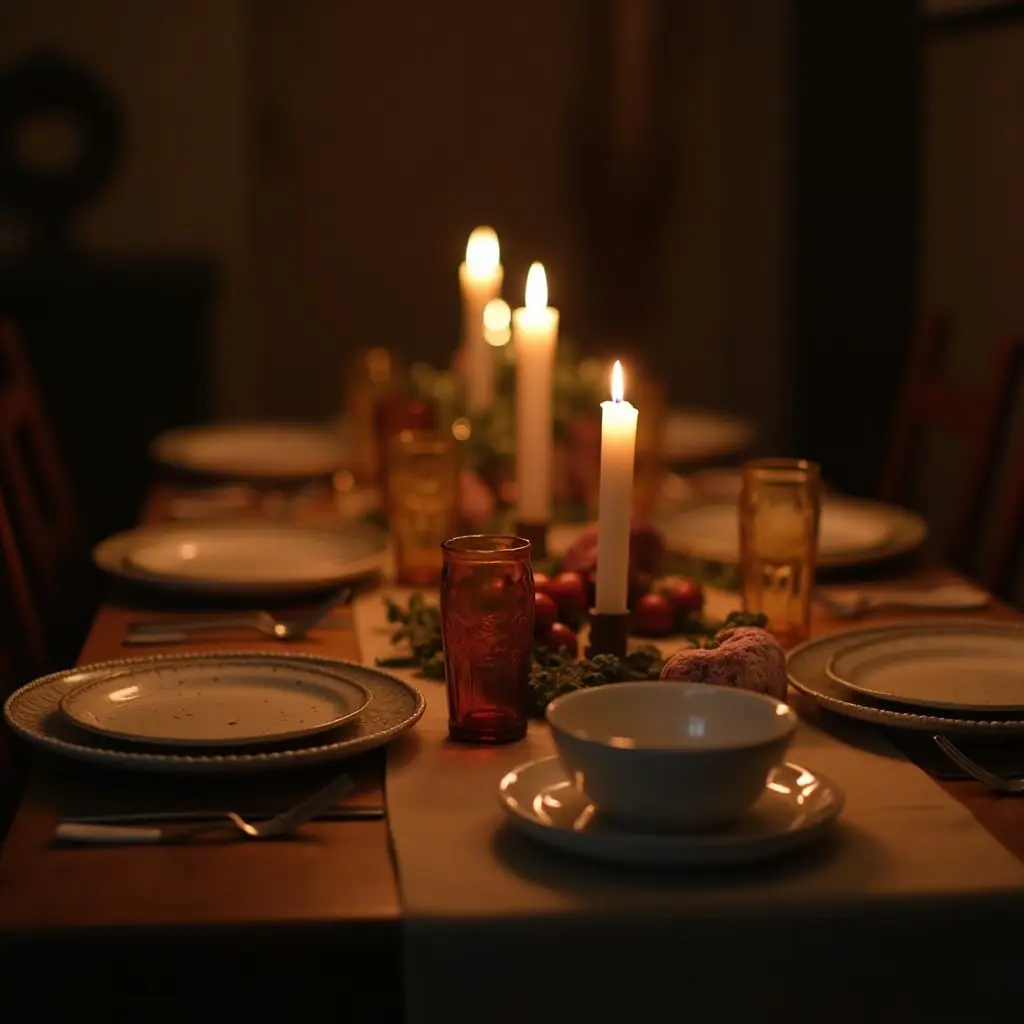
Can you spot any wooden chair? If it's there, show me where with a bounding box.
[0,485,46,685]
[0,320,89,663]
[983,429,1024,602]
[878,314,1024,574]
[0,486,46,839]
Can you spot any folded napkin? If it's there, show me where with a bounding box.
[42,750,385,821]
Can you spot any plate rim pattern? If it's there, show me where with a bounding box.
[3,649,425,773]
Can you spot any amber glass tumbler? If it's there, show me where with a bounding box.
[388,431,457,586]
[441,535,534,744]
[739,458,822,646]
[373,394,434,510]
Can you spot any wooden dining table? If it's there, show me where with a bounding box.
[2,481,1024,1021]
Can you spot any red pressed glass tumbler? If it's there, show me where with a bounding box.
[441,535,534,744]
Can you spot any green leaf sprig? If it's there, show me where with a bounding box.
[375,595,767,716]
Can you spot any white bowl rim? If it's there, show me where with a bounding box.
[545,681,797,753]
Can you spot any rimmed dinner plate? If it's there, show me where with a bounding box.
[498,755,843,868]
[151,422,346,482]
[655,495,927,568]
[4,651,425,774]
[661,409,755,466]
[59,656,372,747]
[93,520,384,597]
[825,622,1024,714]
[787,620,1024,734]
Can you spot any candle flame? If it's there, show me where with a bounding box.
[610,360,624,402]
[525,262,547,310]
[465,226,500,275]
[482,298,511,346]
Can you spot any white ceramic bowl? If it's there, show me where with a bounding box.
[545,682,797,833]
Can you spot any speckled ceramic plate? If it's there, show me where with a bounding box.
[93,520,385,597]
[787,620,1024,734]
[151,423,346,481]
[661,409,755,465]
[825,623,1024,713]
[656,496,927,568]
[5,651,424,774]
[59,656,372,748]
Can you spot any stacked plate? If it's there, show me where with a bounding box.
[3,651,425,774]
[787,620,1024,735]
[94,520,385,597]
[655,495,927,569]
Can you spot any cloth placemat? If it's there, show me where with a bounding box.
[362,590,1024,1024]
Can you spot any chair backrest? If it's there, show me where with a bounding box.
[879,314,1024,571]
[0,320,86,653]
[983,426,1024,602]
[0,485,46,690]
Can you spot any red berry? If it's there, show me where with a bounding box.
[541,621,578,658]
[546,571,589,622]
[534,592,559,634]
[633,593,675,636]
[660,577,705,616]
[533,572,552,595]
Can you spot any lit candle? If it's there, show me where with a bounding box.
[482,298,512,348]
[512,262,559,524]
[595,360,638,614]
[459,227,503,412]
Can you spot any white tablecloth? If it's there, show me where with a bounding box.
[359,590,1024,1023]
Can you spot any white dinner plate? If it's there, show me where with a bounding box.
[93,520,384,597]
[4,651,425,774]
[498,755,843,868]
[825,623,1024,713]
[59,656,372,747]
[787,620,1024,734]
[655,496,927,567]
[151,423,346,482]
[661,409,755,465]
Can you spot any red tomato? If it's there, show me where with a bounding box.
[541,621,578,658]
[533,592,559,634]
[660,577,705,616]
[633,593,675,636]
[546,571,589,622]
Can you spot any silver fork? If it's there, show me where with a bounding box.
[124,587,353,644]
[55,773,355,844]
[932,735,1024,794]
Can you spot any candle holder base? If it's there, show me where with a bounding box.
[587,610,630,660]
[516,520,549,560]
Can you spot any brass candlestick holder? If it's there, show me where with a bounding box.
[516,520,549,560]
[587,610,630,659]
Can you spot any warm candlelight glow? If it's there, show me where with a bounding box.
[465,227,500,278]
[525,262,548,310]
[483,298,512,347]
[611,360,624,403]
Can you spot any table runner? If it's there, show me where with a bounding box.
[360,590,1024,1023]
